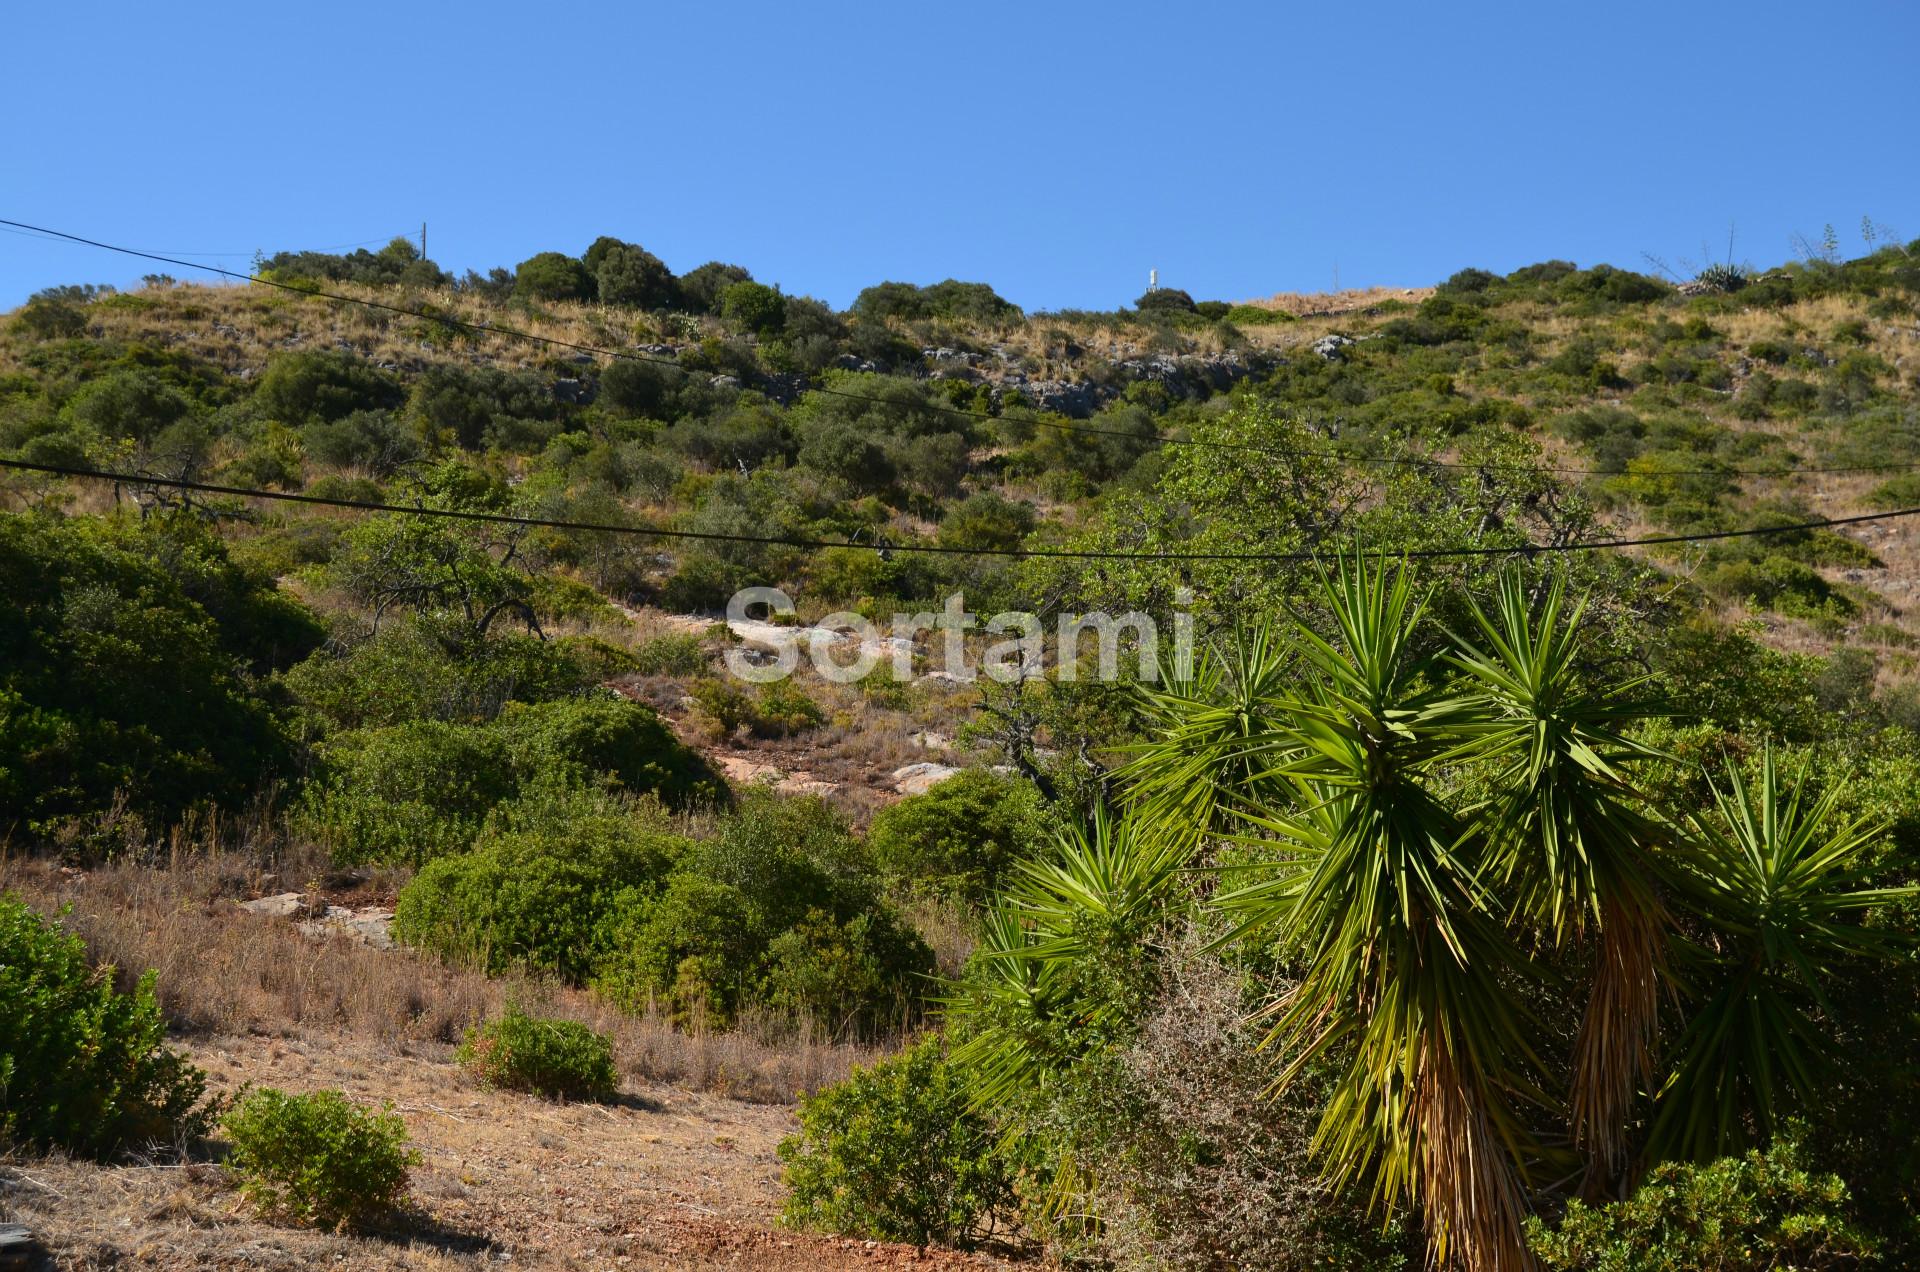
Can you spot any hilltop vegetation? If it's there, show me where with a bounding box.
[3,228,1920,1268]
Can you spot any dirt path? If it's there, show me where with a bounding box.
[1,1033,1014,1270]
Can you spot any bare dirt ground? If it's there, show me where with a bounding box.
[0,1032,1015,1271]
[0,855,1010,1269]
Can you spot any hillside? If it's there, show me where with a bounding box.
[4,235,1920,1269]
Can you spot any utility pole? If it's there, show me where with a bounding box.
[420,222,427,261]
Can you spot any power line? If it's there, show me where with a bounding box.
[1,222,413,261]
[4,457,1917,564]
[4,217,1911,482]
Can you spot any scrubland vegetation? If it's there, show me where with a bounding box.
[3,227,1920,1268]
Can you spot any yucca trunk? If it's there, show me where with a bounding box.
[1570,893,1663,1189]
[1414,1012,1538,1270]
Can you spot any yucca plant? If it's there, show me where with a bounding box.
[1119,621,1294,853]
[950,804,1187,1113]
[1650,748,1911,1162]
[1212,552,1546,1271]
[1452,571,1674,1183]
[947,804,1188,1221]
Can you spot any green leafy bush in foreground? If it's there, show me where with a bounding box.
[778,1037,1015,1248]
[0,894,213,1156]
[223,1087,417,1231]
[458,1008,618,1101]
[1527,1132,1881,1271]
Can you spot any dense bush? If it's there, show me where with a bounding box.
[587,237,679,310]
[299,720,516,864]
[719,281,787,335]
[392,782,689,979]
[779,1038,1015,1248]
[593,792,934,1033]
[407,363,559,451]
[514,251,593,302]
[282,618,601,729]
[223,1087,417,1230]
[1135,287,1196,313]
[494,695,720,808]
[689,677,825,740]
[866,768,1043,906]
[1527,1133,1880,1270]
[0,512,305,829]
[303,407,422,474]
[458,1008,618,1100]
[851,279,1021,325]
[631,631,709,676]
[257,238,447,289]
[0,895,213,1156]
[678,261,753,313]
[254,350,405,424]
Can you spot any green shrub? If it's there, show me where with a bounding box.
[632,631,710,676]
[779,1037,1015,1248]
[678,261,753,313]
[866,768,1043,906]
[495,696,720,807]
[592,791,934,1034]
[11,298,87,340]
[0,512,305,830]
[283,617,598,729]
[300,720,515,865]
[1527,1133,1880,1271]
[392,783,688,980]
[1224,303,1295,325]
[254,350,405,424]
[458,1008,618,1100]
[301,408,421,475]
[514,251,593,302]
[223,1087,417,1231]
[688,677,825,740]
[1700,554,1855,620]
[751,681,826,737]
[851,280,1020,325]
[719,281,788,336]
[0,896,213,1156]
[590,238,679,309]
[1135,287,1196,313]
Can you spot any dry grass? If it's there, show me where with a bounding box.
[0,843,890,1106]
[1238,284,1435,317]
[0,1030,1014,1270]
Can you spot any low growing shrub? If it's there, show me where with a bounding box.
[223,1087,417,1231]
[458,1008,618,1101]
[778,1037,1015,1248]
[0,895,214,1156]
[1527,1132,1880,1270]
[866,768,1044,906]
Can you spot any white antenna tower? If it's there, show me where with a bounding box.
[1148,268,1158,292]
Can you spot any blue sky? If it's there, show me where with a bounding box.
[4,1,1917,312]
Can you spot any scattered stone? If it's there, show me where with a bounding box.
[296,905,395,950]
[238,892,308,918]
[909,730,950,750]
[1311,333,1355,359]
[892,762,961,795]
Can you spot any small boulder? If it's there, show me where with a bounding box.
[892,762,961,796]
[238,892,308,918]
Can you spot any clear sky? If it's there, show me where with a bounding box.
[5,1,1917,312]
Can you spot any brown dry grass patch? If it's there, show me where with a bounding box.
[0,842,890,1106]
